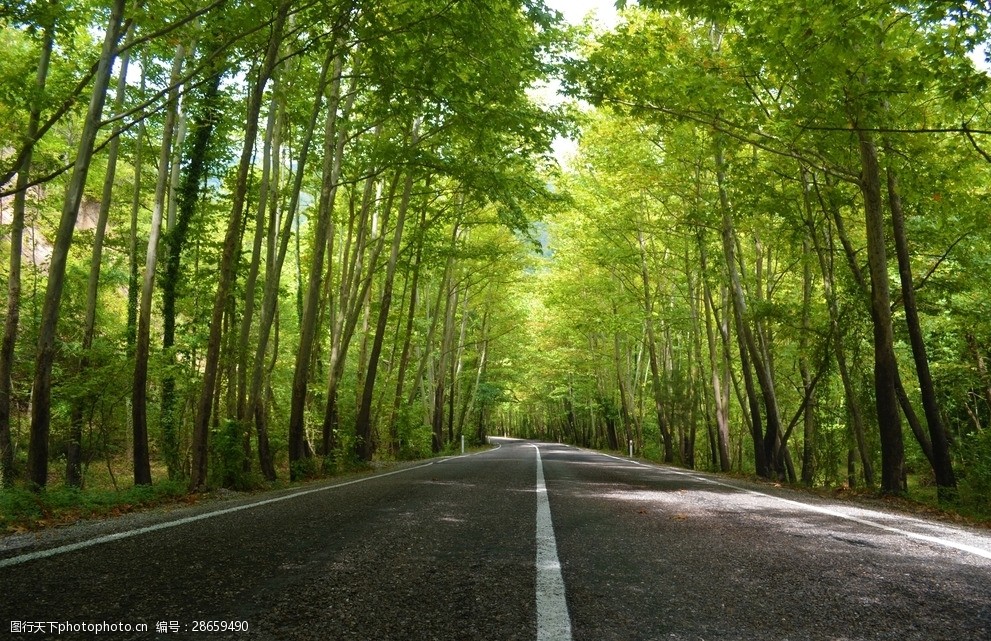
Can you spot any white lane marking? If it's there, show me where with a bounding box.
[0,462,436,569]
[576,449,991,561]
[532,445,573,641]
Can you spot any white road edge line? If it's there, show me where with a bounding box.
[0,461,437,569]
[532,444,573,641]
[435,443,502,463]
[587,449,991,561]
[679,472,991,561]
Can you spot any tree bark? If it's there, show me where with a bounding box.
[1,8,54,485]
[856,128,905,494]
[884,159,956,495]
[27,0,125,489]
[354,130,418,460]
[133,42,187,487]
[190,1,288,490]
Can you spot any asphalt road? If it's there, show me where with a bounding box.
[1,438,989,640]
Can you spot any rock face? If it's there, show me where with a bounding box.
[1,192,101,270]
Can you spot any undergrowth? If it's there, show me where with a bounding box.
[0,479,188,533]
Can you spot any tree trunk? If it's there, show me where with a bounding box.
[407,239,455,408]
[288,53,353,476]
[809,174,873,486]
[892,374,935,464]
[237,77,282,429]
[885,159,956,496]
[319,173,385,457]
[857,129,905,495]
[161,66,223,480]
[432,265,460,453]
[699,235,732,472]
[1,9,54,485]
[27,0,125,489]
[638,230,674,462]
[190,1,288,490]
[715,144,770,477]
[459,309,489,442]
[68,26,134,487]
[387,208,426,455]
[799,237,817,486]
[612,316,636,451]
[355,139,417,460]
[449,282,471,445]
[127,69,146,356]
[133,42,187,487]
[816,171,924,483]
[248,47,335,481]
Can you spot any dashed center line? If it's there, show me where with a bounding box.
[533,445,573,641]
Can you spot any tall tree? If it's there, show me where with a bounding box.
[160,62,225,480]
[68,21,136,488]
[885,158,956,496]
[0,0,55,485]
[287,46,356,477]
[133,41,188,486]
[27,0,127,488]
[354,127,419,460]
[190,0,289,490]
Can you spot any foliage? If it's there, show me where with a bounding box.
[0,478,188,532]
[2,0,991,526]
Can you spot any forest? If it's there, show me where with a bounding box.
[1,0,990,517]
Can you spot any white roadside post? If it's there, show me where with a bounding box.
[461,435,465,455]
[629,440,633,457]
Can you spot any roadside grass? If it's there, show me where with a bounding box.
[897,476,991,525]
[0,478,190,533]
[794,473,991,527]
[737,471,991,527]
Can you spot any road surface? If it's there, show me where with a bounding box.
[1,438,989,640]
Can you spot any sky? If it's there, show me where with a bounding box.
[545,0,619,28]
[540,1,622,165]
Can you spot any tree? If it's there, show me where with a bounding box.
[27,0,127,489]
[0,0,55,485]
[189,0,290,490]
